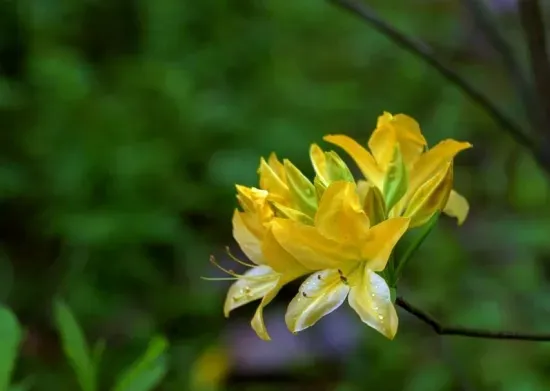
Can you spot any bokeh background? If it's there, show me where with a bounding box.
[2,0,550,390]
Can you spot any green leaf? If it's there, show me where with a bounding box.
[112,336,169,391]
[0,306,22,391]
[283,159,317,218]
[53,299,96,391]
[394,211,440,281]
[382,144,408,212]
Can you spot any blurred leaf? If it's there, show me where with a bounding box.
[112,336,168,391]
[0,306,22,391]
[8,376,34,391]
[53,300,96,391]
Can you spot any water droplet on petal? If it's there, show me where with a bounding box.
[378,315,384,320]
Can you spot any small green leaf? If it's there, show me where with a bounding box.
[283,160,317,218]
[382,144,408,212]
[53,299,96,391]
[395,211,440,280]
[112,336,168,391]
[0,306,22,391]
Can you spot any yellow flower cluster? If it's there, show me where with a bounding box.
[211,112,471,341]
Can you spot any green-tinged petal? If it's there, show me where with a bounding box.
[269,201,314,225]
[261,226,310,277]
[310,144,328,184]
[348,267,398,339]
[382,143,409,212]
[314,176,327,200]
[368,120,397,171]
[251,284,283,341]
[223,266,280,317]
[409,139,472,194]
[324,134,384,188]
[285,270,350,333]
[271,218,357,270]
[258,157,290,205]
[314,181,370,244]
[267,153,286,182]
[283,159,317,217]
[361,217,410,271]
[232,210,266,265]
[361,182,386,226]
[404,162,453,228]
[377,112,426,168]
[443,189,469,225]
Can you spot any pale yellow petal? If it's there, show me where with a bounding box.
[232,210,266,265]
[443,189,469,225]
[348,266,398,339]
[285,269,350,333]
[368,121,397,171]
[409,139,472,195]
[261,225,310,278]
[404,162,453,228]
[324,134,384,188]
[314,181,370,244]
[361,217,410,271]
[251,283,283,341]
[223,265,280,317]
[271,218,357,270]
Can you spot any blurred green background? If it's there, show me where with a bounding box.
[2,0,550,390]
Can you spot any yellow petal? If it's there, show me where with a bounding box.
[443,189,469,225]
[314,181,370,244]
[324,134,384,189]
[368,120,397,171]
[285,269,350,333]
[269,201,314,225]
[404,162,453,228]
[261,225,310,278]
[232,210,266,265]
[223,265,280,317]
[377,112,427,168]
[361,217,410,271]
[409,139,472,195]
[348,266,398,339]
[258,157,290,205]
[235,185,273,232]
[271,218,357,270]
[251,283,283,341]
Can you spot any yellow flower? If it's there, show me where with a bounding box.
[324,112,472,228]
[271,181,410,339]
[217,185,311,341]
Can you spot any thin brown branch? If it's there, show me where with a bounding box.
[462,0,538,130]
[328,0,535,153]
[518,0,550,133]
[396,296,550,341]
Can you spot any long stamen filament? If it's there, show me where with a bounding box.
[225,246,256,268]
[208,255,279,282]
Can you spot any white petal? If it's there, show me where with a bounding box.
[285,269,350,333]
[223,266,280,317]
[348,267,398,339]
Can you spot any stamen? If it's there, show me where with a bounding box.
[225,246,256,268]
[200,276,238,281]
[208,255,279,282]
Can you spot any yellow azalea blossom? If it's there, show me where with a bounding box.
[216,185,312,341]
[271,181,410,339]
[324,112,472,228]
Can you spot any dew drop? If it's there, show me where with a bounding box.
[378,315,384,320]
